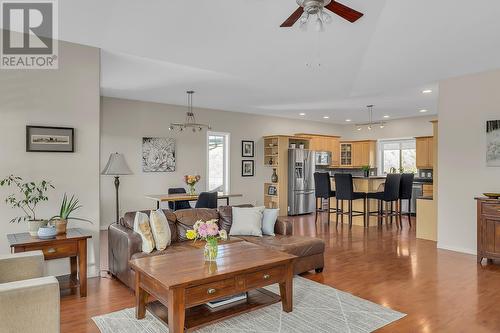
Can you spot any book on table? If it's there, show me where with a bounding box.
[206,293,248,308]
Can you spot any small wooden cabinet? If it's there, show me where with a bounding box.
[416,136,434,169]
[476,197,500,264]
[340,140,376,167]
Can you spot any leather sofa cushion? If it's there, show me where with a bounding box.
[121,209,178,243]
[217,206,232,233]
[175,208,219,241]
[238,235,325,258]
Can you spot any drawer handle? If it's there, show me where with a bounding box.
[47,248,56,254]
[207,288,216,295]
[263,274,271,280]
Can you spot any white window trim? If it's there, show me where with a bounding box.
[378,138,416,175]
[206,131,230,193]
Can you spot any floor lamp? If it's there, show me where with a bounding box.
[102,153,132,223]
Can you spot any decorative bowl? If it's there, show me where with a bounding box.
[37,226,57,239]
[483,193,500,199]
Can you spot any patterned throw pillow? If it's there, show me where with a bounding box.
[149,209,172,251]
[133,212,155,253]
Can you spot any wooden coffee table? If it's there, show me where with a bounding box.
[129,241,296,333]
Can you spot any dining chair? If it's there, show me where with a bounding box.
[168,188,192,211]
[195,192,218,209]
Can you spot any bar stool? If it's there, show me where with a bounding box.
[398,173,414,228]
[334,174,367,229]
[367,174,401,226]
[313,172,336,224]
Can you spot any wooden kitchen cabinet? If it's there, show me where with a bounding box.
[295,134,340,166]
[341,140,376,167]
[416,136,434,169]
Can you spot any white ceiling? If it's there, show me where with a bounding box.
[57,0,500,123]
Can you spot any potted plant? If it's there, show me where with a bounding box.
[184,174,201,195]
[50,193,92,235]
[0,175,54,236]
[186,219,228,261]
[361,165,371,177]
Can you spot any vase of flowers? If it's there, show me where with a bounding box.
[184,174,200,195]
[186,219,228,261]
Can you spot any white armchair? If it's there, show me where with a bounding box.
[0,251,60,333]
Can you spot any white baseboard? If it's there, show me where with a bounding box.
[437,243,476,255]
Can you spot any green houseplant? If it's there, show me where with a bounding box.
[0,175,54,236]
[361,165,371,177]
[51,193,92,235]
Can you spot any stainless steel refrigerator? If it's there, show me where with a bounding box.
[288,149,316,215]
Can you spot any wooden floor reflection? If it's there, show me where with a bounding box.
[61,213,500,333]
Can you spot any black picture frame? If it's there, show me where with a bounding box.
[26,125,75,153]
[268,185,277,196]
[241,160,254,177]
[241,140,254,157]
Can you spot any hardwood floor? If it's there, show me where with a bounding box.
[62,214,500,333]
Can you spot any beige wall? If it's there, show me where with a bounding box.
[0,41,101,277]
[100,97,346,228]
[340,115,436,141]
[438,69,500,254]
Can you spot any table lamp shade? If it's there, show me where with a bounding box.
[102,153,132,175]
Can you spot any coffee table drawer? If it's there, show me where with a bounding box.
[244,265,286,289]
[24,242,77,260]
[186,278,236,306]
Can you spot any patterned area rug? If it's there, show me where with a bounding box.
[92,277,405,333]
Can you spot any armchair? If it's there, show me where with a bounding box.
[0,251,60,333]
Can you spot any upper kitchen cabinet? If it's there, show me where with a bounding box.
[341,140,376,167]
[416,136,434,169]
[295,134,340,166]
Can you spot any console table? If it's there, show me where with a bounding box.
[475,197,500,264]
[7,228,92,297]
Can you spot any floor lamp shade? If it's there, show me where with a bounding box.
[102,153,132,176]
[102,153,132,224]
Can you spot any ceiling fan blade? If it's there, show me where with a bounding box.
[324,1,363,23]
[280,7,304,27]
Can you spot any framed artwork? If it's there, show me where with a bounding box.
[487,120,500,166]
[268,185,277,196]
[241,140,254,157]
[26,126,74,152]
[241,160,254,177]
[142,137,176,172]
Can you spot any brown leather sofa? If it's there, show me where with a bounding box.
[108,206,325,289]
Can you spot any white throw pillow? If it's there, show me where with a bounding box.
[133,212,155,253]
[149,209,172,251]
[229,206,265,237]
[262,209,279,236]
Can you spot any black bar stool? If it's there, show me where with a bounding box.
[313,172,336,224]
[334,174,367,229]
[367,174,401,226]
[398,173,414,228]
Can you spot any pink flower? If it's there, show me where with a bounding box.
[207,223,219,236]
[198,223,208,238]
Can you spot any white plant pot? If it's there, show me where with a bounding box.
[28,220,47,236]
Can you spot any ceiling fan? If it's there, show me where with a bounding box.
[280,0,363,28]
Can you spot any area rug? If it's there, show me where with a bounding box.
[92,276,405,333]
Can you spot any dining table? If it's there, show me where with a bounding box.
[145,192,243,209]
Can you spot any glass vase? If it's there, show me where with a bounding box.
[204,239,218,261]
[188,184,196,195]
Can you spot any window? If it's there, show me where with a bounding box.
[379,139,416,174]
[207,132,230,193]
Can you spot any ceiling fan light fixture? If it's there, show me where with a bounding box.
[169,91,211,133]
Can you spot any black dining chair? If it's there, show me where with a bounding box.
[195,191,218,209]
[367,174,401,226]
[334,174,367,229]
[398,173,415,228]
[313,172,336,224]
[168,188,192,211]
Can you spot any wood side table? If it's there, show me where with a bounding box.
[7,228,92,297]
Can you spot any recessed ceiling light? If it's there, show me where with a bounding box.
[422,89,433,94]
[345,119,352,122]
[357,127,362,131]
[323,116,329,119]
[299,113,306,116]
[383,115,390,118]
[419,109,428,113]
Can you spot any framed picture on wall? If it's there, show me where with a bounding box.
[26,126,74,152]
[142,137,176,172]
[241,160,254,177]
[241,140,254,157]
[487,120,500,167]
